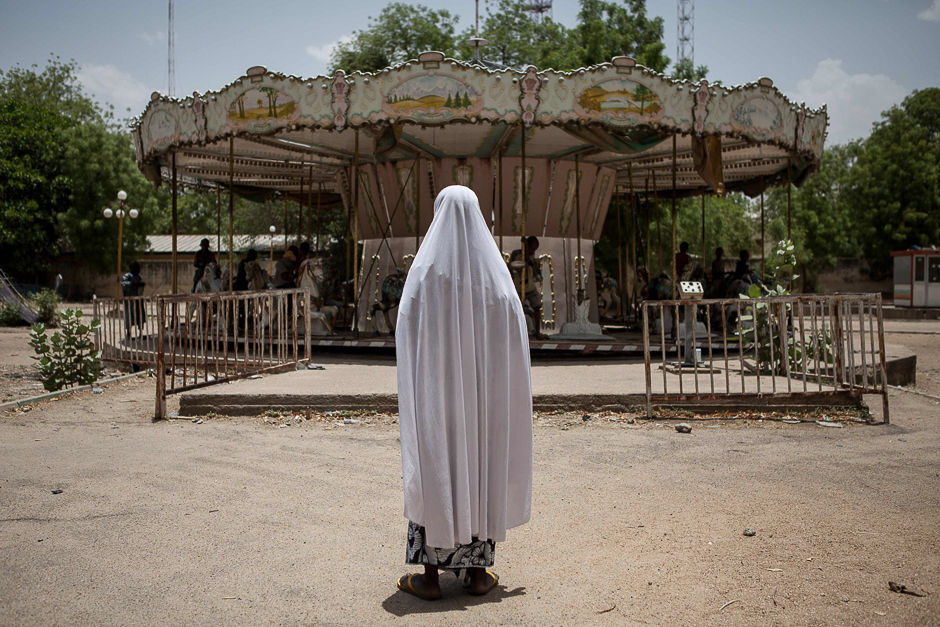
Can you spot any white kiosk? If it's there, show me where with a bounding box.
[892,249,940,308]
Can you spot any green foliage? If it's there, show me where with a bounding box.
[331,0,668,74]
[670,59,708,82]
[29,308,102,392]
[0,300,24,326]
[0,98,71,278]
[574,0,669,71]
[735,239,831,377]
[0,55,102,125]
[330,3,460,73]
[30,288,60,326]
[56,122,164,274]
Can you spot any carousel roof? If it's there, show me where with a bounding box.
[132,52,828,203]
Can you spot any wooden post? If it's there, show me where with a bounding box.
[498,154,504,253]
[171,150,178,294]
[216,187,221,254]
[671,134,677,300]
[787,157,792,242]
[353,129,360,337]
[316,181,322,254]
[645,176,651,274]
[616,188,624,318]
[154,300,166,420]
[652,169,661,276]
[760,175,766,279]
[228,137,234,292]
[307,165,314,242]
[701,193,706,270]
[521,124,528,301]
[575,153,583,304]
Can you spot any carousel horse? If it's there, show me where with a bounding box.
[370,267,407,335]
[297,257,338,336]
[596,271,621,318]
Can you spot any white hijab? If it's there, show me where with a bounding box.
[396,185,533,549]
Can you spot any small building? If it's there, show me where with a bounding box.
[892,249,940,307]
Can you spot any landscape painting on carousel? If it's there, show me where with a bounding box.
[575,78,662,124]
[731,96,783,141]
[227,87,299,133]
[382,74,482,121]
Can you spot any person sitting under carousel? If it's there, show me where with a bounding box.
[508,236,548,341]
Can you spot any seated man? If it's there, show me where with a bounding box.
[192,238,217,293]
[508,236,547,340]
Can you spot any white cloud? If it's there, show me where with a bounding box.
[136,31,166,46]
[788,59,907,144]
[306,35,353,73]
[918,0,940,21]
[77,64,153,113]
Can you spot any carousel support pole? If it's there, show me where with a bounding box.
[171,150,178,294]
[307,166,314,243]
[316,182,322,254]
[521,124,528,302]
[575,153,583,304]
[498,154,504,253]
[787,158,792,242]
[671,134,677,300]
[760,175,766,279]
[216,186,221,254]
[283,198,288,251]
[228,137,234,292]
[353,128,360,339]
[415,158,421,255]
[298,176,304,246]
[701,193,706,271]
[617,188,624,319]
[627,162,636,319]
[645,176,651,275]
[653,169,661,277]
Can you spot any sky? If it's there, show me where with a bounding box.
[0,0,938,145]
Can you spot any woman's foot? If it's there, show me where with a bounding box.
[397,566,441,601]
[466,568,499,596]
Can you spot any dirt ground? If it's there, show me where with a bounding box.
[1,321,939,626]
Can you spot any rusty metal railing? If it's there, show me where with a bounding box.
[642,293,889,422]
[153,288,311,419]
[93,295,161,365]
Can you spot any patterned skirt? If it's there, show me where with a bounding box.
[405,521,496,570]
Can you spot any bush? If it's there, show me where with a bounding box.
[29,308,102,392]
[0,300,24,326]
[30,288,60,326]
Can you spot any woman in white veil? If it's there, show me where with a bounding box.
[396,185,533,600]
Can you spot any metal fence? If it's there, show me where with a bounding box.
[642,293,889,422]
[151,288,311,419]
[93,295,161,365]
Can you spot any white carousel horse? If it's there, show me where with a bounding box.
[369,267,407,336]
[596,272,621,318]
[298,257,337,336]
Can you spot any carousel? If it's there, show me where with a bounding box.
[131,52,827,342]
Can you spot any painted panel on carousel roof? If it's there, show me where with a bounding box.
[141,98,200,155]
[351,63,521,125]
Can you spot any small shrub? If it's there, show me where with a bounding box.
[29,308,102,392]
[30,289,61,326]
[0,300,24,326]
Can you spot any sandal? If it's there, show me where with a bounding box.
[397,574,442,601]
[467,570,499,596]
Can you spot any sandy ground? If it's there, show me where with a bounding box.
[0,322,939,626]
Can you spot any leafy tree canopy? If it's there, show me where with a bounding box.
[0,55,103,126]
[330,3,460,73]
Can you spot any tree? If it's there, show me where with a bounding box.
[633,84,653,115]
[847,99,940,265]
[574,0,669,72]
[330,3,460,73]
[56,123,165,274]
[670,58,708,82]
[0,99,71,278]
[0,55,102,126]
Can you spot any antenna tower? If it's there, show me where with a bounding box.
[677,0,694,67]
[524,0,553,23]
[168,0,175,97]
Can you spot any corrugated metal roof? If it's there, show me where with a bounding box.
[145,234,307,254]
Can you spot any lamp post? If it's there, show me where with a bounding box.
[269,225,277,275]
[103,191,138,299]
